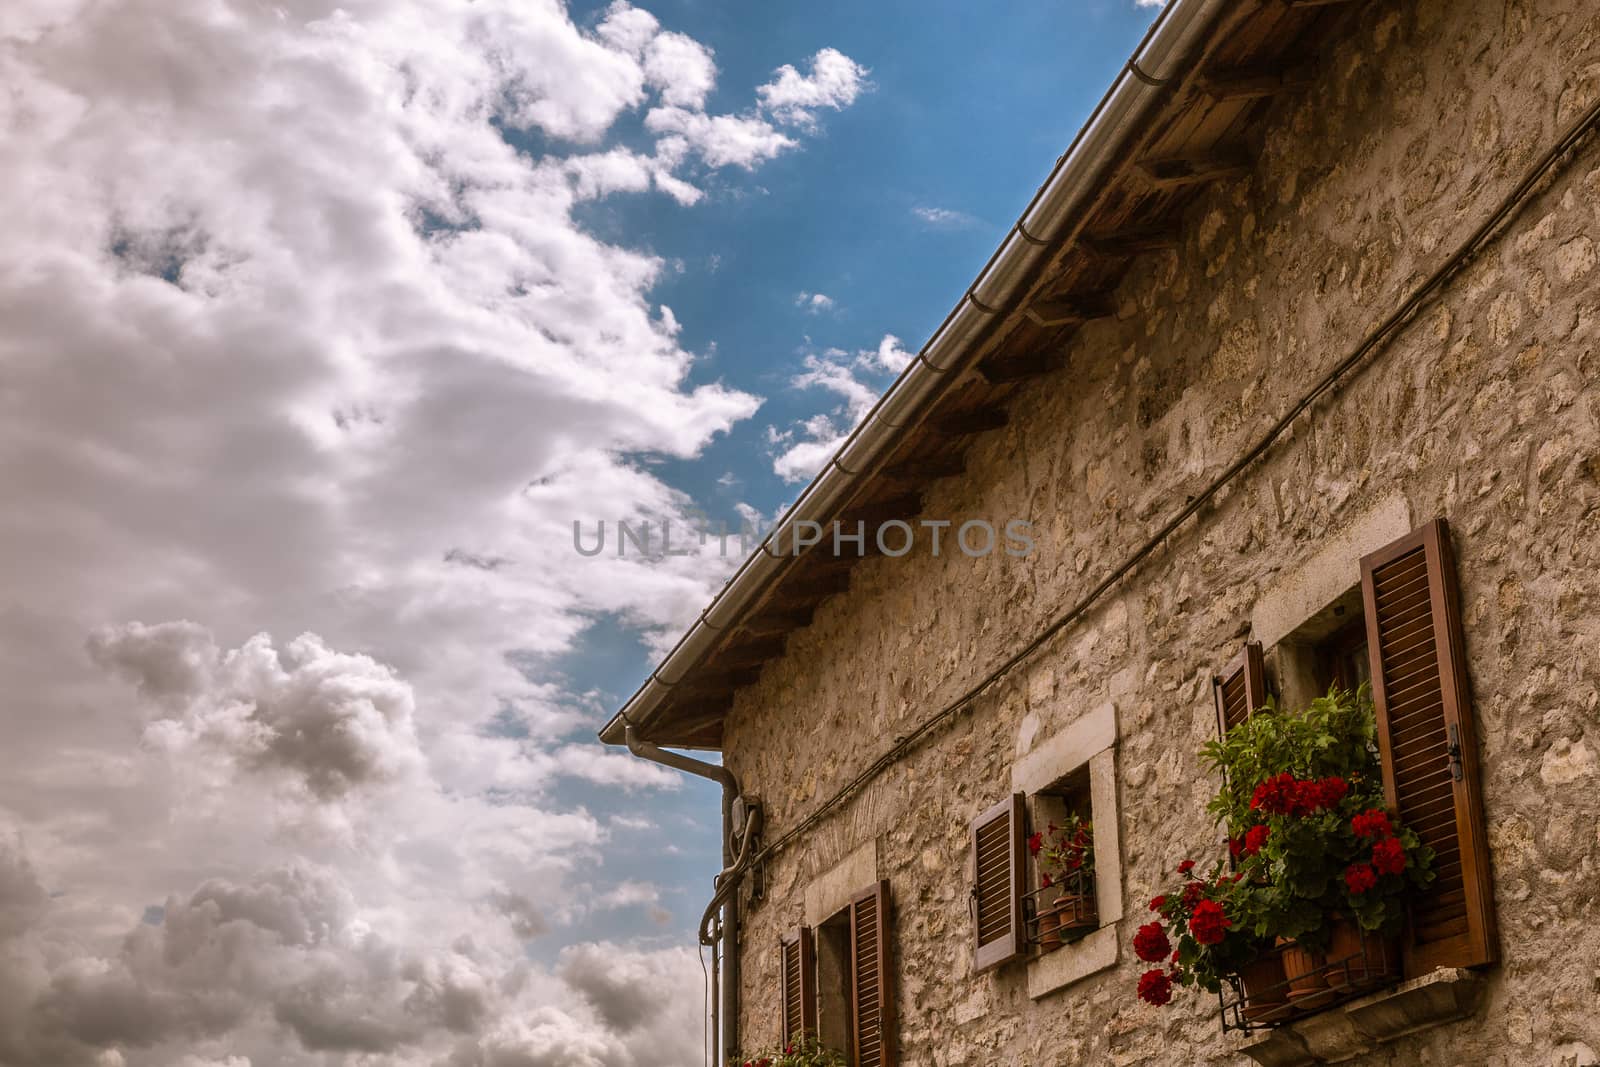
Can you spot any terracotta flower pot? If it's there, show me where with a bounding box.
[1036,904,1063,951]
[1235,950,1290,1023]
[1276,936,1336,1010]
[1054,891,1098,936]
[1325,918,1399,987]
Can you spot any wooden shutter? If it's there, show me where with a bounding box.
[1212,641,1266,736]
[848,881,894,1067]
[779,927,817,1046]
[969,794,1026,973]
[1361,517,1497,974]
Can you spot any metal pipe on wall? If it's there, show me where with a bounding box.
[625,726,745,1065]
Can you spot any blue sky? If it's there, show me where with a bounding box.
[555,0,1163,949]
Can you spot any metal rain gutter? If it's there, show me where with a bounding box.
[601,0,1231,747]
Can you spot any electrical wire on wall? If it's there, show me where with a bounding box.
[747,90,1600,874]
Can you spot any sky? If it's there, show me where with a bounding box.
[0,1,1160,1064]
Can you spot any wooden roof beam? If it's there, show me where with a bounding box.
[738,608,816,637]
[1139,148,1252,189]
[1082,226,1181,257]
[714,637,787,669]
[674,668,761,694]
[1196,65,1314,102]
[1022,291,1115,328]
[978,352,1061,385]
[883,453,966,482]
[772,568,853,606]
[934,408,1008,436]
[839,492,923,529]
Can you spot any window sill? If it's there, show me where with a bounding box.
[1227,967,1486,1066]
[1026,924,1118,1000]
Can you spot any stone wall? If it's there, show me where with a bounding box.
[722,1,1600,1064]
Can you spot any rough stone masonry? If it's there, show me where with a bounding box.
[722,1,1600,1064]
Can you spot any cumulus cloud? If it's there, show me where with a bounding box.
[769,335,912,482]
[757,48,870,127]
[795,291,834,313]
[90,623,424,800]
[0,0,867,1063]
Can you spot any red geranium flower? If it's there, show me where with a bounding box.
[1176,859,1196,875]
[1041,873,1053,888]
[1314,776,1349,809]
[1133,922,1171,963]
[1352,808,1393,840]
[1148,894,1166,911]
[1027,831,1044,855]
[1242,824,1270,856]
[1371,836,1407,876]
[1137,968,1173,1006]
[1188,899,1231,945]
[1181,881,1205,909]
[1228,835,1244,859]
[1344,863,1378,894]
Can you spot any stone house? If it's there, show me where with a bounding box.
[601,0,1600,1064]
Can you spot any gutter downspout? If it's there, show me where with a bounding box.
[600,0,1233,749]
[626,726,743,1065]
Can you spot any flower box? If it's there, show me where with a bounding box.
[1218,921,1402,1031]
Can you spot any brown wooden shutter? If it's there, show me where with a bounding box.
[969,793,1026,973]
[779,926,817,1046]
[848,881,894,1067]
[1212,641,1266,736]
[1361,517,1497,974]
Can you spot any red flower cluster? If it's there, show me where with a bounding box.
[1176,859,1196,875]
[1148,894,1167,911]
[1249,773,1349,816]
[1180,881,1205,909]
[1242,824,1271,857]
[1027,831,1044,855]
[1371,836,1407,876]
[1188,899,1232,945]
[1137,968,1173,1006]
[1133,922,1172,963]
[1344,863,1377,894]
[1351,808,1393,840]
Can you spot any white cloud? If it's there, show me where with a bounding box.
[0,0,867,1062]
[795,290,834,313]
[912,205,977,228]
[1136,0,1167,8]
[757,47,870,127]
[768,334,909,482]
[871,333,914,372]
[644,32,718,110]
[644,106,796,169]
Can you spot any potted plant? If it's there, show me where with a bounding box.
[1134,858,1286,1022]
[1203,687,1432,1008]
[1029,812,1096,950]
[737,1035,846,1067]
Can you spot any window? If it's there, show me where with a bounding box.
[779,881,895,1067]
[968,702,1122,998]
[1224,516,1497,980]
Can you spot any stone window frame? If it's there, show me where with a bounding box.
[1010,701,1123,1000]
